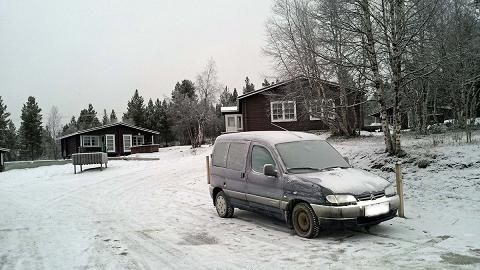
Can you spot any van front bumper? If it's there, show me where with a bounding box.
[311,195,400,226]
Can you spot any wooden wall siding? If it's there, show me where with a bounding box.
[61,125,157,158]
[241,94,329,131]
[240,83,364,132]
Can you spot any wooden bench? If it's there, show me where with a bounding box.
[72,152,108,174]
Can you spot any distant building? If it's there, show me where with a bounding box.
[58,122,159,158]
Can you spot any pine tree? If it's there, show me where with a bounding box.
[0,96,11,147]
[123,89,145,127]
[219,86,233,106]
[77,104,101,130]
[5,121,17,160]
[243,76,255,94]
[262,79,271,87]
[62,116,78,135]
[19,96,43,160]
[102,109,109,125]
[110,109,117,123]
[145,98,155,130]
[231,88,238,103]
[159,99,173,146]
[172,80,196,100]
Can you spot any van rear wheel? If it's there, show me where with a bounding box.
[215,191,234,218]
[292,202,320,238]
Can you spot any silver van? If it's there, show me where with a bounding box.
[209,131,400,238]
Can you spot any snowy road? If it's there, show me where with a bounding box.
[1,139,479,269]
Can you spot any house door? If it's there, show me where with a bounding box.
[105,134,115,153]
[225,114,243,133]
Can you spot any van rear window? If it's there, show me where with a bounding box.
[212,142,229,167]
[226,142,247,171]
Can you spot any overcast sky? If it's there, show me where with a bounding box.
[0,0,275,126]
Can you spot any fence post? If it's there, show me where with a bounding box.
[395,163,405,218]
[206,156,211,184]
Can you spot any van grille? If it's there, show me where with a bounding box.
[356,191,385,201]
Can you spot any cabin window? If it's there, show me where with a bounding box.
[132,135,144,146]
[227,116,236,127]
[123,134,132,152]
[81,136,100,147]
[270,101,297,122]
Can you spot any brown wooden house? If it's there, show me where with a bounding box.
[221,76,363,133]
[59,122,160,158]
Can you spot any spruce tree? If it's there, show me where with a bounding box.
[62,116,78,135]
[231,88,238,104]
[5,121,17,160]
[243,76,255,94]
[77,104,101,130]
[262,79,271,87]
[20,96,43,160]
[159,99,173,146]
[102,109,109,125]
[123,89,145,127]
[0,96,11,147]
[219,86,233,106]
[110,109,117,123]
[145,98,155,130]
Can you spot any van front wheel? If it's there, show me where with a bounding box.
[215,191,234,218]
[292,203,320,238]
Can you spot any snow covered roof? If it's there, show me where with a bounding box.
[58,122,159,140]
[216,131,323,145]
[0,147,10,152]
[220,106,238,113]
[238,76,339,100]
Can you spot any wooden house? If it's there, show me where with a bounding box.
[59,122,159,158]
[221,76,364,133]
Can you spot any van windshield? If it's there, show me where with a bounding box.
[276,140,350,173]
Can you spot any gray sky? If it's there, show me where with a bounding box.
[0,0,275,126]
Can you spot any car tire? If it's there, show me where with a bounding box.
[215,191,234,218]
[292,202,320,238]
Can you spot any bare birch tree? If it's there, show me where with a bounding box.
[196,58,220,144]
[47,106,62,159]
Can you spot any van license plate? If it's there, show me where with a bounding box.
[364,202,389,217]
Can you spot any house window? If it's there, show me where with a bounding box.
[81,136,100,147]
[132,135,144,146]
[270,101,297,122]
[123,134,132,152]
[105,134,115,152]
[227,116,236,127]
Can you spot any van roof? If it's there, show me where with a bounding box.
[215,131,323,145]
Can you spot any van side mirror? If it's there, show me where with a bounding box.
[343,156,349,164]
[263,164,277,177]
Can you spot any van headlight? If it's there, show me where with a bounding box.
[385,183,396,197]
[326,194,357,205]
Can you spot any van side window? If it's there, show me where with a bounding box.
[226,142,247,171]
[251,145,276,173]
[212,142,229,167]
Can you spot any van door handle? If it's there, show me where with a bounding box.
[241,172,245,178]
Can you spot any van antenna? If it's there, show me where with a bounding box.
[270,123,303,138]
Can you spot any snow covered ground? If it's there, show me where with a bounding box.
[1,132,479,269]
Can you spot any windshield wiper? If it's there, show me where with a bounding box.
[287,167,320,172]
